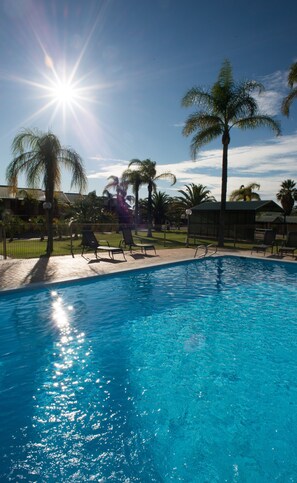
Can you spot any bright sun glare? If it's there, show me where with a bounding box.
[50,80,78,105]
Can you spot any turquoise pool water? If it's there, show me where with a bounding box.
[0,256,297,482]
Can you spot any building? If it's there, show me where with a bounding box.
[188,201,284,241]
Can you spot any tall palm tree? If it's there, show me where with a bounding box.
[229,182,261,201]
[128,159,176,237]
[122,167,144,233]
[176,183,215,208]
[276,179,297,215]
[282,62,297,116]
[182,59,281,247]
[103,175,133,223]
[6,128,87,256]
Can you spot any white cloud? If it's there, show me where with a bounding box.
[87,132,297,202]
[158,133,297,201]
[254,90,283,116]
[253,69,288,116]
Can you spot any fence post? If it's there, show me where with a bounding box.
[70,223,74,257]
[163,230,166,247]
[2,224,7,260]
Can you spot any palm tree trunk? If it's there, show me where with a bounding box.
[46,206,54,256]
[218,137,229,247]
[147,183,153,237]
[134,189,139,235]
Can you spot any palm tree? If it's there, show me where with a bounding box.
[152,191,171,230]
[276,179,297,216]
[128,159,176,237]
[6,128,87,256]
[229,182,261,201]
[182,59,281,247]
[122,167,144,233]
[103,175,133,223]
[176,183,215,208]
[282,62,297,116]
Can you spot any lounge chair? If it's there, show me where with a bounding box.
[120,227,156,255]
[279,232,297,258]
[251,229,276,256]
[81,230,126,260]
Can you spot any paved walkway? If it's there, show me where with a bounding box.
[0,247,295,291]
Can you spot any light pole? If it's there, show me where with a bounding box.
[185,208,192,247]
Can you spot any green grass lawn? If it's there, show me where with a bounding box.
[0,230,254,259]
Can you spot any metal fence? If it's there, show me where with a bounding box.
[0,222,123,259]
[0,221,290,260]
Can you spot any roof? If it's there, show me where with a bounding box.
[256,214,283,223]
[0,185,84,204]
[285,216,297,223]
[0,185,44,200]
[191,201,283,213]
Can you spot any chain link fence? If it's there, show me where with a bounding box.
[0,221,289,259]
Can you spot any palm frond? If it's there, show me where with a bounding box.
[181,88,214,109]
[59,148,87,193]
[155,172,176,185]
[228,90,258,119]
[287,62,297,88]
[217,59,233,88]
[128,158,142,168]
[11,128,41,156]
[189,125,223,158]
[281,87,297,116]
[182,112,223,136]
[234,115,281,135]
[240,79,264,94]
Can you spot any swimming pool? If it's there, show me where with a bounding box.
[0,256,297,481]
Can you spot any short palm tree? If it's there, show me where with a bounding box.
[128,159,176,236]
[182,59,281,247]
[282,62,297,116]
[176,183,215,208]
[6,128,87,256]
[152,191,171,230]
[229,182,261,201]
[276,179,297,215]
[122,167,144,233]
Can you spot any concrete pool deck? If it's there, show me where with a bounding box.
[0,247,295,291]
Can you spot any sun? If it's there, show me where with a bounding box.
[49,80,79,105]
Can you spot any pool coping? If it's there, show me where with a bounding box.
[0,249,296,296]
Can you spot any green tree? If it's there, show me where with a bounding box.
[229,182,261,201]
[122,167,145,233]
[176,183,215,208]
[276,179,297,215]
[182,59,280,247]
[6,129,87,256]
[282,62,297,116]
[152,191,171,230]
[128,159,176,236]
[72,191,105,223]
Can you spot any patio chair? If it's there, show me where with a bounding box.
[279,232,297,258]
[251,229,276,256]
[81,230,126,260]
[120,227,156,255]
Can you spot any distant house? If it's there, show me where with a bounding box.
[0,185,123,221]
[188,200,284,241]
[0,185,85,219]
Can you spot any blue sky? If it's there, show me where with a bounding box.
[0,0,297,202]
